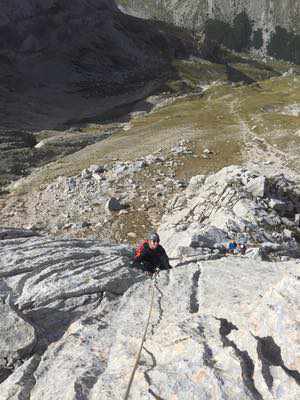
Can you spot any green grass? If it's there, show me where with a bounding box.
[8,58,300,195]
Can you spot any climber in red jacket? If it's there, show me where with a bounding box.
[132,232,172,274]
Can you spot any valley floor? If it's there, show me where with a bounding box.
[1,56,300,243]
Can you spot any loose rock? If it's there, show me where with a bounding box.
[105,197,123,212]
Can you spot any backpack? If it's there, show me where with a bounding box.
[228,242,237,250]
[134,240,149,259]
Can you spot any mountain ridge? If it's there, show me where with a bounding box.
[118,0,300,63]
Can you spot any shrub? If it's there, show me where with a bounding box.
[268,26,300,64]
[204,11,253,53]
[252,29,263,49]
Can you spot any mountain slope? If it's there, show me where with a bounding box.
[0,0,190,132]
[0,0,193,187]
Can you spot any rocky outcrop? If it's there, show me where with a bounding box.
[118,0,300,41]
[88,259,299,400]
[118,0,300,65]
[1,165,300,398]
[0,228,38,240]
[0,302,36,384]
[0,233,299,398]
[0,234,143,390]
[0,236,138,312]
[159,166,300,260]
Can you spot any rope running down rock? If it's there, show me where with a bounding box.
[123,272,158,400]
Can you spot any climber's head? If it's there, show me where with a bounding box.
[148,232,160,249]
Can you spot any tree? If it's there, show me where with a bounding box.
[252,29,263,50]
[231,11,253,52]
[268,26,294,62]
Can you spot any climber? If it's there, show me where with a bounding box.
[132,232,172,274]
[225,239,237,255]
[237,241,247,255]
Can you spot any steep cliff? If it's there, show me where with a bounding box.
[119,0,299,31]
[118,0,300,61]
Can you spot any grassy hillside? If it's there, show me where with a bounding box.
[0,4,194,188]
[8,56,300,194]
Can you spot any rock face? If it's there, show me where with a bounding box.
[118,0,300,64]
[88,259,299,400]
[1,165,300,398]
[0,232,299,399]
[0,228,38,240]
[159,166,300,260]
[0,302,36,383]
[118,0,300,38]
[0,234,142,388]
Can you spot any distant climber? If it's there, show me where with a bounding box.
[224,239,248,256]
[132,232,172,274]
[224,239,237,255]
[237,241,247,255]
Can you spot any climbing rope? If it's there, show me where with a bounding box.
[123,272,158,400]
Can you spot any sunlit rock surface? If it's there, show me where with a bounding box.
[0,223,299,398]
[159,166,300,260]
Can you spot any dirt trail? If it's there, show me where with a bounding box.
[233,96,300,183]
[1,71,300,242]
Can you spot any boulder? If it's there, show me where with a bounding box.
[127,160,146,173]
[88,165,105,174]
[190,227,228,249]
[246,176,267,198]
[144,154,164,165]
[81,169,92,179]
[283,229,293,240]
[232,198,257,221]
[0,355,41,399]
[187,175,206,194]
[113,163,127,175]
[105,197,123,212]
[66,177,77,191]
[0,303,36,374]
[269,198,286,212]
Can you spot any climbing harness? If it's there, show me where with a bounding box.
[123,271,159,400]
